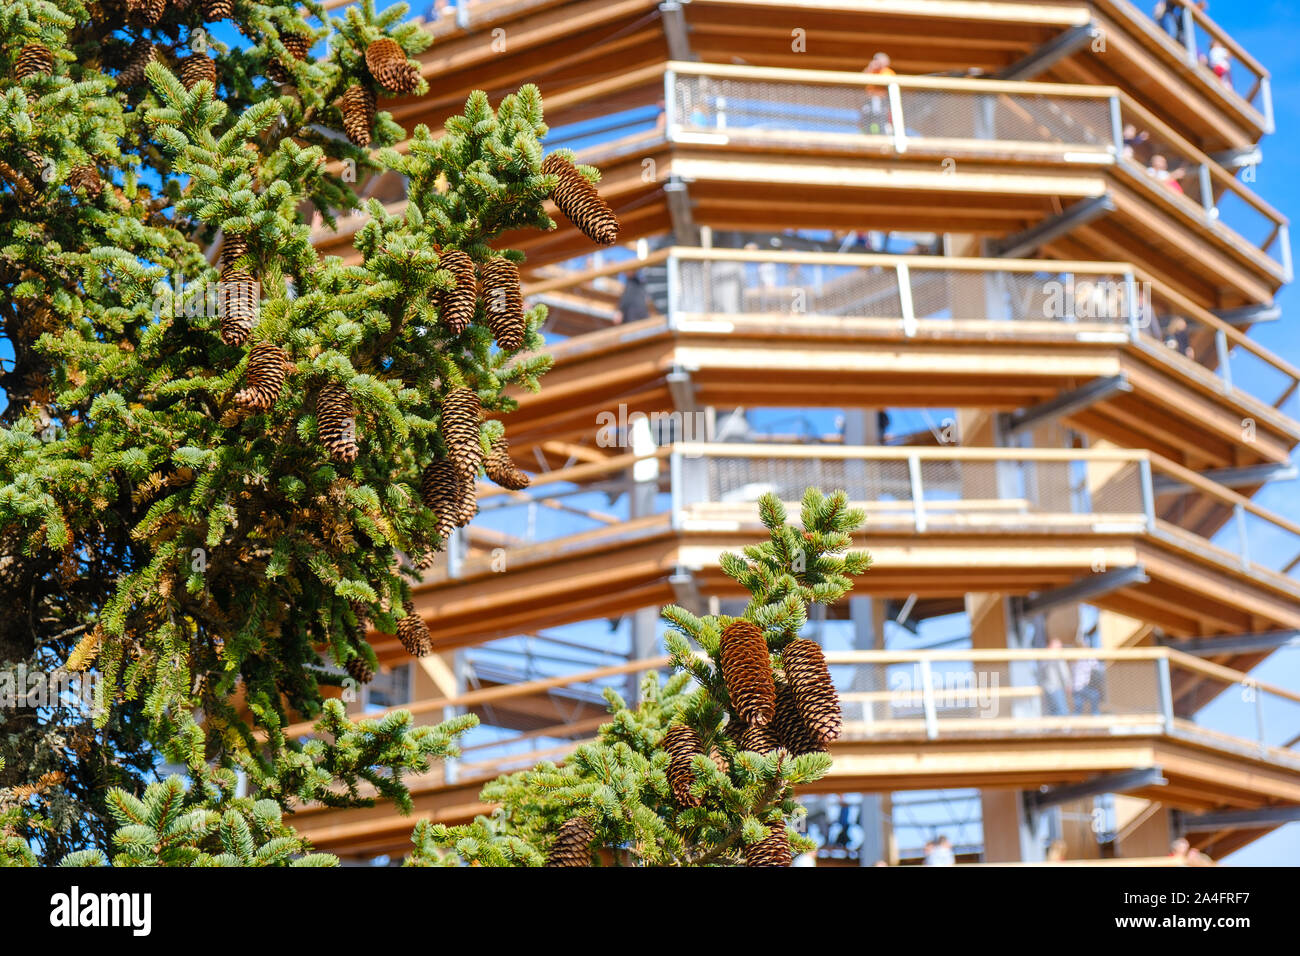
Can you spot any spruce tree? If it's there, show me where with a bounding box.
[0,0,618,861]
[408,489,870,867]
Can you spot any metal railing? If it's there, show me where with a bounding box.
[299,647,1300,786]
[526,247,1300,427]
[457,444,1300,589]
[662,62,1290,277]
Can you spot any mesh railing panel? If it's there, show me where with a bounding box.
[897,87,1111,147]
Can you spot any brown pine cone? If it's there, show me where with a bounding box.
[217,267,259,346]
[484,438,529,491]
[220,232,247,270]
[454,464,478,528]
[440,386,482,480]
[66,164,102,200]
[436,249,476,335]
[541,153,620,246]
[232,342,288,411]
[395,600,432,657]
[771,682,826,756]
[345,656,374,686]
[744,824,792,867]
[117,38,155,86]
[731,719,781,754]
[179,53,217,91]
[340,84,375,147]
[281,33,311,60]
[709,746,730,777]
[200,0,232,20]
[364,37,420,94]
[420,458,461,540]
[317,382,358,462]
[15,43,54,80]
[663,723,703,807]
[545,817,596,867]
[135,0,166,24]
[480,257,525,350]
[719,619,776,727]
[782,638,842,743]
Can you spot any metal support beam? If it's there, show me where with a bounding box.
[1004,374,1131,435]
[663,177,697,245]
[1021,566,1149,617]
[1175,806,1300,833]
[1157,629,1300,657]
[1028,767,1166,810]
[669,566,703,614]
[996,24,1099,80]
[1153,462,1297,495]
[989,195,1116,258]
[658,1,694,61]
[1212,303,1283,326]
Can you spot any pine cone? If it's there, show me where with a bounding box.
[481,257,524,350]
[545,817,595,867]
[117,38,155,86]
[732,719,781,754]
[744,825,792,867]
[771,682,826,756]
[179,53,216,91]
[364,37,420,94]
[217,267,259,346]
[220,232,247,270]
[709,746,730,776]
[440,387,482,480]
[135,0,166,24]
[233,342,288,411]
[782,638,841,743]
[395,600,431,657]
[436,249,476,335]
[420,458,461,540]
[15,43,54,80]
[345,656,374,686]
[282,33,311,60]
[484,438,529,491]
[719,619,776,727]
[317,382,359,462]
[541,153,620,246]
[454,464,478,528]
[66,164,102,200]
[340,84,375,147]
[663,723,703,807]
[200,0,232,20]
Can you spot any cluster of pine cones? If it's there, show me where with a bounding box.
[339,39,421,147]
[434,249,528,351]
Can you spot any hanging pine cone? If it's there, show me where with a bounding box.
[395,600,432,657]
[719,619,776,727]
[545,817,596,867]
[200,0,232,20]
[709,746,730,777]
[217,267,258,346]
[220,232,247,270]
[345,656,374,686]
[732,719,781,754]
[420,458,461,540]
[281,33,311,61]
[663,723,703,807]
[66,164,102,200]
[481,256,525,350]
[744,824,793,867]
[340,84,375,147]
[364,37,420,94]
[117,38,155,86]
[541,153,620,246]
[179,53,217,91]
[15,43,54,80]
[454,465,478,528]
[134,0,166,25]
[782,638,842,743]
[484,438,529,491]
[317,382,358,462]
[436,249,476,335]
[771,682,826,756]
[233,342,288,411]
[440,386,482,480]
